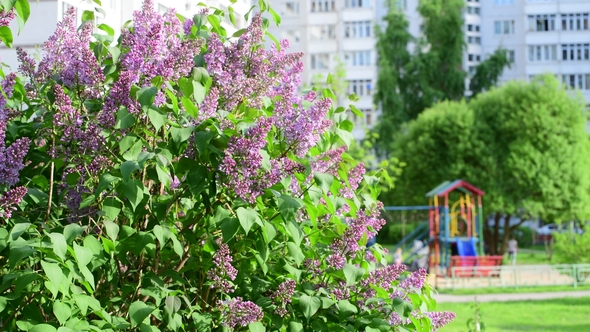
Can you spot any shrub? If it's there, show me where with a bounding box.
[0,1,453,331]
[376,222,419,245]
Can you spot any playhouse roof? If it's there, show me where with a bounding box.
[425,179,485,197]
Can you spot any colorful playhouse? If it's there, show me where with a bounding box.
[387,179,503,277]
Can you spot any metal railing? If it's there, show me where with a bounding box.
[438,264,590,290]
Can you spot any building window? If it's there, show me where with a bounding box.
[282,2,300,16]
[467,36,481,45]
[467,24,480,32]
[344,21,372,38]
[467,0,480,2]
[351,108,374,126]
[344,51,372,66]
[281,30,300,44]
[507,50,515,63]
[561,44,590,61]
[494,0,514,4]
[348,79,372,97]
[494,20,515,35]
[468,54,481,62]
[310,25,336,40]
[561,13,589,31]
[310,54,330,70]
[562,74,590,90]
[311,0,335,12]
[345,0,371,8]
[468,66,476,75]
[528,14,556,31]
[466,6,480,15]
[528,45,557,61]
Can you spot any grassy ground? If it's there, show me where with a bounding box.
[437,284,590,295]
[510,251,552,265]
[438,297,590,331]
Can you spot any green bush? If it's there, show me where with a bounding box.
[377,222,419,245]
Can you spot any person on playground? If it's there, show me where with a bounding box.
[394,248,403,265]
[508,236,518,265]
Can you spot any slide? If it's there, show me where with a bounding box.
[456,238,477,257]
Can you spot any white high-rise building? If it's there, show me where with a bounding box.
[403,0,590,103]
[0,0,251,72]
[268,0,381,140]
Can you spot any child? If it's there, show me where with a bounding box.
[394,248,403,265]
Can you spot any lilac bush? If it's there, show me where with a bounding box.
[0,0,454,331]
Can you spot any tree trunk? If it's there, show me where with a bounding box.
[498,214,512,255]
[491,212,502,254]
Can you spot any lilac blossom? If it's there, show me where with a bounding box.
[340,163,366,199]
[219,297,264,329]
[271,279,296,317]
[0,121,30,187]
[0,73,17,121]
[0,8,14,28]
[388,312,403,326]
[427,311,456,331]
[36,7,104,94]
[400,268,428,290]
[207,238,238,293]
[361,264,407,290]
[0,186,26,219]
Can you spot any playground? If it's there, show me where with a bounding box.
[384,180,590,289]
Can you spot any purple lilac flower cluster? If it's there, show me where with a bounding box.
[35,7,104,96]
[361,264,407,291]
[327,203,386,269]
[0,8,14,28]
[219,297,264,329]
[427,311,457,331]
[0,121,30,187]
[0,186,27,219]
[399,268,428,291]
[101,0,203,126]
[270,279,296,317]
[0,73,16,121]
[339,163,366,199]
[207,238,238,293]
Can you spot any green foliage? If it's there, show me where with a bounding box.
[0,1,447,331]
[388,75,590,254]
[554,228,590,264]
[376,222,420,245]
[373,0,510,157]
[469,48,511,97]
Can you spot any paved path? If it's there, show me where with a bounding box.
[434,290,590,303]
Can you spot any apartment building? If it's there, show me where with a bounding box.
[269,0,381,140]
[0,0,251,72]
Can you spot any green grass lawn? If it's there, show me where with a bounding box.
[438,297,590,332]
[511,251,552,265]
[437,284,590,295]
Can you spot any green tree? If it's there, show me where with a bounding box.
[373,0,511,156]
[469,48,511,97]
[386,75,590,255]
[472,75,590,254]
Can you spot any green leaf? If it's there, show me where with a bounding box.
[220,218,240,242]
[121,160,140,180]
[73,242,93,267]
[103,219,120,240]
[29,325,57,332]
[53,301,71,325]
[263,221,276,244]
[48,233,67,261]
[194,131,216,156]
[299,294,321,321]
[79,195,96,209]
[337,300,358,321]
[81,10,94,23]
[102,197,122,221]
[40,260,63,298]
[192,80,206,104]
[64,224,86,243]
[288,321,304,332]
[343,263,365,286]
[236,207,260,235]
[73,294,101,316]
[137,86,158,108]
[96,173,121,195]
[248,322,265,332]
[98,23,115,36]
[269,8,281,26]
[165,296,181,314]
[27,187,48,205]
[336,128,354,146]
[129,301,155,327]
[122,179,145,211]
[9,222,31,241]
[8,245,34,269]
[314,173,334,194]
[286,242,304,265]
[285,221,303,246]
[170,126,193,144]
[147,107,167,131]
[0,26,13,48]
[107,46,121,63]
[181,96,199,119]
[15,0,30,22]
[115,107,136,129]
